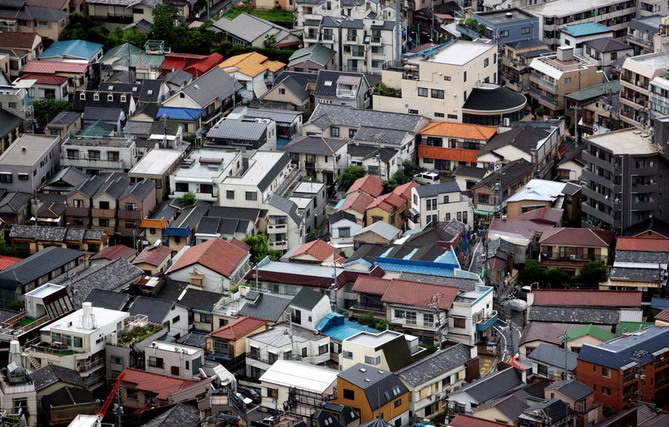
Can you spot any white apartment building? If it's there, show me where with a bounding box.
[61,136,139,174]
[620,52,669,127]
[448,285,497,346]
[339,330,425,371]
[266,194,305,253]
[144,341,204,381]
[28,303,129,389]
[296,0,402,73]
[373,41,526,124]
[170,148,243,204]
[409,182,472,229]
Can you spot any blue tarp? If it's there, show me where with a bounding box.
[157,106,203,121]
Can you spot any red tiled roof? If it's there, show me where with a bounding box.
[185,52,224,76]
[352,276,458,310]
[290,239,337,262]
[538,227,616,247]
[616,237,669,252]
[209,316,267,340]
[392,181,419,200]
[419,121,497,140]
[655,310,669,322]
[0,255,22,271]
[17,73,68,85]
[339,192,374,215]
[229,237,251,251]
[518,207,564,225]
[167,238,249,277]
[367,192,405,212]
[418,145,479,163]
[22,61,88,74]
[347,175,384,197]
[450,415,509,427]
[90,245,136,261]
[121,368,200,400]
[132,245,172,267]
[489,218,555,240]
[0,31,38,50]
[531,290,642,308]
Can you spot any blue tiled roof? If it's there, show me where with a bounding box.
[316,313,377,342]
[163,226,192,237]
[561,23,611,37]
[651,297,669,310]
[577,326,669,369]
[40,40,103,61]
[157,107,203,121]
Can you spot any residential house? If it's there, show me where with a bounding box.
[266,194,306,253]
[471,158,534,217]
[373,41,526,125]
[619,52,669,127]
[159,67,239,133]
[559,23,613,55]
[118,368,213,413]
[169,148,242,204]
[211,13,300,49]
[0,247,84,304]
[61,136,138,174]
[104,317,168,380]
[605,237,669,292]
[286,239,340,266]
[0,108,22,152]
[160,52,224,78]
[162,202,209,252]
[339,329,426,372]
[519,322,587,359]
[397,344,478,420]
[194,216,254,244]
[0,133,60,194]
[282,135,347,185]
[39,39,102,63]
[417,122,497,172]
[544,380,603,426]
[99,43,165,81]
[127,296,189,340]
[576,326,669,412]
[235,291,292,324]
[0,31,42,77]
[314,70,371,109]
[365,192,409,230]
[297,0,401,73]
[504,179,581,222]
[446,366,525,414]
[289,287,332,331]
[21,60,89,94]
[140,200,179,245]
[527,343,577,381]
[206,114,274,151]
[117,178,155,239]
[246,325,331,379]
[330,211,362,251]
[174,288,224,333]
[15,72,69,101]
[89,175,129,236]
[219,52,285,101]
[335,363,410,424]
[73,86,137,117]
[8,225,106,256]
[537,227,616,274]
[457,9,540,45]
[353,222,401,249]
[132,245,172,275]
[259,360,338,417]
[31,365,97,426]
[339,187,376,225]
[128,149,183,203]
[259,71,316,111]
[82,288,131,311]
[564,324,615,353]
[502,39,552,93]
[287,44,336,72]
[409,182,472,229]
[46,111,81,137]
[143,341,204,380]
[0,342,37,425]
[85,0,156,26]
[582,38,633,71]
[0,1,69,40]
[166,238,251,293]
[206,316,267,373]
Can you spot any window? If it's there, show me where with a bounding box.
[107,94,113,102]
[266,387,278,398]
[565,77,572,84]
[394,399,402,408]
[331,126,340,137]
[448,114,458,119]
[66,149,79,159]
[338,227,351,238]
[395,309,405,319]
[98,219,109,227]
[443,195,450,204]
[319,344,329,355]
[249,346,260,360]
[88,150,100,160]
[365,355,381,365]
[226,190,234,199]
[18,173,28,181]
[426,198,437,211]
[611,52,618,60]
[602,387,611,395]
[463,71,467,82]
[301,347,308,357]
[343,389,355,399]
[245,191,257,201]
[93,93,99,101]
[602,367,611,378]
[435,112,444,118]
[171,366,180,375]
[424,313,435,327]
[73,336,83,347]
[200,184,213,194]
[12,398,28,415]
[148,356,164,368]
[418,87,428,97]
[484,58,489,67]
[408,109,418,114]
[431,89,444,99]
[107,151,119,161]
[406,311,417,325]
[283,350,292,360]
[124,203,137,211]
[175,182,188,192]
[444,76,451,81]
[172,316,180,324]
[268,352,278,364]
[98,201,110,209]
[342,351,353,359]
[521,27,530,34]
[120,95,127,102]
[349,129,357,138]
[500,30,509,37]
[453,316,466,328]
[111,355,124,365]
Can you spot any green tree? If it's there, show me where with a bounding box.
[151,4,178,45]
[106,27,147,49]
[575,261,608,286]
[178,192,196,208]
[264,33,277,48]
[518,259,544,287]
[32,100,72,127]
[243,234,281,264]
[545,267,569,288]
[338,166,367,190]
[60,13,108,44]
[0,233,16,257]
[401,160,420,177]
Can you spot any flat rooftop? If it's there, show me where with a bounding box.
[173,148,239,180]
[294,181,326,194]
[289,196,313,210]
[25,283,65,299]
[526,0,627,16]
[478,8,536,23]
[42,306,128,334]
[63,136,134,148]
[150,341,201,355]
[223,151,286,187]
[587,129,656,155]
[428,41,494,66]
[624,52,669,70]
[129,149,182,176]
[0,134,59,166]
[346,330,413,348]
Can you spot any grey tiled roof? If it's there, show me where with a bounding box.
[30,365,85,392]
[268,194,302,225]
[528,343,577,371]
[528,306,620,325]
[397,343,472,386]
[454,367,523,404]
[290,288,327,310]
[9,225,105,242]
[347,144,397,163]
[207,118,268,141]
[141,403,200,427]
[177,331,208,349]
[83,289,131,311]
[179,67,239,108]
[238,292,291,322]
[0,247,83,289]
[308,104,425,134]
[338,363,409,410]
[545,379,593,402]
[282,135,346,156]
[127,296,179,323]
[414,181,461,197]
[61,258,142,306]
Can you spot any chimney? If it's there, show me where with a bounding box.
[80,302,96,329]
[556,46,574,61]
[9,340,21,367]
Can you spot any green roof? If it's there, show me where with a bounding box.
[288,44,336,67]
[616,321,655,337]
[100,42,164,69]
[565,324,615,342]
[565,80,621,102]
[0,109,22,137]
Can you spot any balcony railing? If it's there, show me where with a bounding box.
[31,344,77,356]
[118,209,143,220]
[476,311,498,332]
[78,357,105,373]
[66,206,89,217]
[91,208,115,218]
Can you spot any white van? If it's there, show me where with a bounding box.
[413,171,440,185]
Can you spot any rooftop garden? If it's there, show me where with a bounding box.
[117,323,163,347]
[224,7,294,23]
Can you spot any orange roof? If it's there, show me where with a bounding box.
[367,192,406,212]
[219,52,285,78]
[392,181,419,200]
[347,175,384,197]
[418,145,479,163]
[209,316,267,340]
[339,192,374,215]
[616,237,669,252]
[121,368,201,400]
[290,239,338,262]
[656,310,669,322]
[167,238,250,277]
[420,121,497,140]
[0,255,22,271]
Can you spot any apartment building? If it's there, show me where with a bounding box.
[626,15,663,55]
[28,303,129,390]
[296,0,402,73]
[620,52,669,127]
[409,182,472,229]
[266,194,305,253]
[373,40,526,124]
[0,134,61,194]
[144,341,204,380]
[581,128,669,231]
[528,46,604,117]
[61,136,138,174]
[169,149,242,204]
[502,39,552,93]
[456,9,539,45]
[339,330,425,372]
[0,2,69,41]
[559,23,613,55]
[0,341,37,426]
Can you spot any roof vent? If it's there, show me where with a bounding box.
[506,12,513,18]
[20,146,26,152]
[359,368,367,372]
[364,378,370,382]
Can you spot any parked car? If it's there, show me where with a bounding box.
[239,386,261,404]
[234,392,254,408]
[414,171,439,184]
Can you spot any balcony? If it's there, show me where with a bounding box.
[345,35,358,43]
[632,201,656,212]
[530,74,558,93]
[78,357,105,373]
[91,208,115,218]
[118,209,143,220]
[336,88,357,98]
[632,182,658,194]
[529,88,558,109]
[581,201,615,227]
[476,311,498,332]
[66,206,89,217]
[31,343,77,356]
[62,157,123,170]
[626,34,652,48]
[371,36,382,44]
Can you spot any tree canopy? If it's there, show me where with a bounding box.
[338,166,367,191]
[243,234,281,264]
[32,100,72,128]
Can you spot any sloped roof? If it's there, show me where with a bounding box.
[450,415,508,427]
[282,135,346,156]
[616,237,669,252]
[545,379,594,401]
[30,365,85,392]
[565,324,615,342]
[354,221,401,241]
[0,247,83,289]
[40,39,102,60]
[352,276,458,310]
[623,216,669,238]
[531,290,642,308]
[337,363,409,410]
[220,51,285,78]
[290,239,337,262]
[133,245,172,267]
[339,192,374,215]
[347,175,384,197]
[528,306,620,325]
[141,403,200,427]
[528,343,577,370]
[288,44,336,67]
[367,191,405,212]
[577,326,669,369]
[419,121,496,140]
[0,31,38,49]
[655,310,669,322]
[237,292,292,322]
[167,238,249,278]
[209,316,267,340]
[538,227,615,247]
[518,207,563,224]
[396,343,472,386]
[91,245,137,261]
[290,287,328,310]
[455,367,523,404]
[121,368,201,400]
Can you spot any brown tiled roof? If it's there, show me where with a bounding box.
[121,368,200,400]
[290,239,337,262]
[518,207,564,224]
[392,181,419,200]
[347,175,384,197]
[339,192,374,215]
[352,276,458,310]
[367,192,405,212]
[167,238,249,277]
[208,316,267,340]
[616,237,669,252]
[538,227,615,247]
[532,290,642,308]
[91,245,136,261]
[132,245,171,267]
[0,32,38,50]
[655,310,669,322]
[450,414,509,427]
[420,121,497,140]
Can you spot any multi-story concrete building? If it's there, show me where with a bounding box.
[61,136,138,174]
[581,128,669,231]
[28,303,129,390]
[626,15,663,55]
[373,40,526,124]
[502,39,552,93]
[143,341,204,381]
[559,23,613,55]
[169,149,242,204]
[456,9,539,45]
[0,134,61,194]
[339,330,426,371]
[0,341,37,426]
[409,182,472,229]
[528,46,604,117]
[619,52,669,127]
[296,0,402,73]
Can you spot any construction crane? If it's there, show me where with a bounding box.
[96,371,127,427]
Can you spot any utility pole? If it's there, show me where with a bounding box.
[429,293,443,348]
[284,312,298,360]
